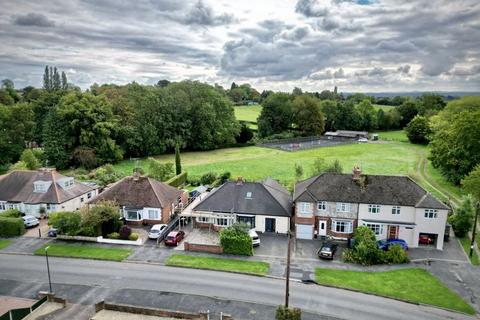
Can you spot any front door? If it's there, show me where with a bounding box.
[318,220,327,236]
[265,218,276,232]
[388,225,398,239]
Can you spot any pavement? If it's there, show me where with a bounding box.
[0,255,474,320]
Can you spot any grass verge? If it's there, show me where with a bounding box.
[458,237,479,266]
[0,239,12,250]
[166,254,269,276]
[315,268,475,315]
[34,243,132,261]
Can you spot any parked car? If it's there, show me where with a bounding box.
[22,215,39,228]
[317,241,338,260]
[378,238,408,251]
[148,224,167,239]
[358,138,369,143]
[47,228,58,237]
[164,230,185,246]
[249,229,260,247]
[418,234,434,245]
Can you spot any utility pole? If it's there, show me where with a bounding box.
[469,202,479,258]
[285,230,292,308]
[45,246,53,293]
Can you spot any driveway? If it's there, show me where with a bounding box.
[409,236,469,263]
[23,218,49,238]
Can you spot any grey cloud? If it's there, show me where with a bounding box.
[448,65,480,76]
[397,65,411,74]
[295,0,329,17]
[13,13,55,27]
[281,26,310,41]
[182,0,235,26]
[310,68,346,80]
[334,68,346,78]
[376,40,416,53]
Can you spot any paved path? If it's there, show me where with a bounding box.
[0,254,475,320]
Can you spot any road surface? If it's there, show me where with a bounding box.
[0,254,473,320]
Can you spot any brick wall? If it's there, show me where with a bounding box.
[184,242,223,254]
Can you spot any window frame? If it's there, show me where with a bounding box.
[366,223,383,236]
[424,209,438,219]
[317,201,327,211]
[368,204,381,214]
[126,210,141,221]
[332,220,353,234]
[299,202,312,215]
[215,218,231,227]
[336,202,351,213]
[392,206,401,215]
[148,209,159,220]
[197,216,210,223]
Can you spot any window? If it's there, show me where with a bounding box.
[34,181,48,193]
[80,197,84,203]
[336,203,351,213]
[424,209,438,219]
[246,192,252,199]
[0,202,5,211]
[126,211,141,221]
[238,215,255,228]
[7,203,20,210]
[197,216,210,223]
[216,218,230,226]
[299,202,312,214]
[87,192,92,199]
[317,201,326,211]
[148,210,159,220]
[392,206,401,215]
[368,204,381,214]
[332,220,353,233]
[366,223,383,236]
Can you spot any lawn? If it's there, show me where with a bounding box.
[373,130,408,142]
[458,237,479,266]
[165,254,269,276]
[0,239,12,250]
[34,243,132,261]
[315,268,475,315]
[373,104,395,111]
[234,104,261,123]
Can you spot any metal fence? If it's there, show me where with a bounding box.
[0,296,47,320]
[260,135,355,152]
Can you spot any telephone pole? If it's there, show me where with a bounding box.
[469,202,479,258]
[285,230,292,308]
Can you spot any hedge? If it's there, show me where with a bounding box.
[220,224,253,256]
[0,217,26,237]
[166,172,188,187]
[0,209,22,218]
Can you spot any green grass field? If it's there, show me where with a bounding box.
[166,254,269,275]
[373,130,408,142]
[234,104,261,123]
[0,239,12,250]
[315,268,475,315]
[373,104,395,111]
[34,243,132,261]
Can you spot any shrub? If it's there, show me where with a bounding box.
[405,115,431,144]
[448,195,475,237]
[235,123,254,143]
[20,149,39,170]
[72,147,98,169]
[148,158,174,181]
[48,211,82,235]
[0,209,22,218]
[0,217,25,237]
[119,225,132,240]
[343,226,385,265]
[275,306,301,320]
[220,223,253,256]
[200,172,217,185]
[107,232,119,239]
[128,232,139,241]
[188,176,201,186]
[92,164,123,187]
[80,201,121,236]
[166,172,188,187]
[219,171,231,183]
[385,245,410,264]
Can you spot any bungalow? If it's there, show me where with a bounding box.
[191,177,292,233]
[88,173,187,225]
[0,169,98,217]
[293,167,450,249]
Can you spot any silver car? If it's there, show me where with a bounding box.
[22,215,40,228]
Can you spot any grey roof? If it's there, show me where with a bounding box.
[89,176,184,209]
[193,178,292,217]
[0,170,95,204]
[294,173,449,210]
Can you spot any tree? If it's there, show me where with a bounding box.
[20,149,39,170]
[416,94,445,116]
[429,97,480,184]
[148,158,174,181]
[61,71,68,90]
[405,115,431,144]
[235,123,254,143]
[292,95,325,136]
[343,226,386,265]
[462,164,480,201]
[156,79,170,87]
[258,93,293,137]
[449,195,475,237]
[53,67,61,90]
[81,201,121,236]
[219,223,253,256]
[175,143,182,175]
[325,159,343,173]
[42,109,70,169]
[292,87,303,96]
[294,163,303,181]
[43,66,51,91]
[396,100,418,127]
[355,99,377,131]
[72,147,98,169]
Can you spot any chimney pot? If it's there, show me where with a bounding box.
[352,166,361,180]
[236,177,244,185]
[133,170,141,181]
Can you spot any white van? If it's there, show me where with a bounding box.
[249,229,260,247]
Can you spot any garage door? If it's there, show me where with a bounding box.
[296,224,313,239]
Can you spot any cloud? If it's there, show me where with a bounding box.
[182,0,235,26]
[13,13,55,27]
[397,65,411,74]
[295,0,329,17]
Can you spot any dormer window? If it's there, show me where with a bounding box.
[34,181,50,193]
[59,178,74,189]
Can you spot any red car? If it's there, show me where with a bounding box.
[419,234,434,245]
[164,230,185,246]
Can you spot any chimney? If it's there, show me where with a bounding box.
[352,166,361,181]
[236,177,244,185]
[133,169,141,181]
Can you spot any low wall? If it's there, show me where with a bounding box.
[184,241,223,254]
[56,235,98,242]
[55,234,143,246]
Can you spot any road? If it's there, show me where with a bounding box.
[0,254,473,320]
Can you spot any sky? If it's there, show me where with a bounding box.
[1,0,479,92]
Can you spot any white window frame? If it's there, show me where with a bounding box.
[215,217,232,227]
[197,216,210,223]
[126,210,141,221]
[424,209,438,219]
[34,181,47,193]
[392,206,401,215]
[336,203,351,213]
[366,223,383,236]
[299,202,312,214]
[0,202,5,211]
[148,209,159,220]
[7,203,20,210]
[317,201,327,211]
[368,204,381,214]
[332,220,353,234]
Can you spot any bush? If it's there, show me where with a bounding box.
[129,232,139,241]
[72,147,98,169]
[235,123,254,143]
[385,245,409,264]
[0,217,25,237]
[220,223,253,256]
[219,171,231,183]
[48,211,82,235]
[20,149,39,170]
[107,232,119,239]
[0,209,22,218]
[275,306,301,320]
[166,172,188,187]
[449,195,475,237]
[148,158,174,181]
[200,172,217,185]
[119,225,132,240]
[92,164,123,187]
[405,115,431,144]
[188,176,201,186]
[80,200,121,236]
[343,226,385,265]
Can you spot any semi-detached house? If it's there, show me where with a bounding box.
[293,168,450,250]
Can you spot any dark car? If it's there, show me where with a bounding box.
[47,228,58,237]
[378,238,408,251]
[317,241,338,260]
[164,230,185,246]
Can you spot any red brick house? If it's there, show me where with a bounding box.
[89,174,187,225]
